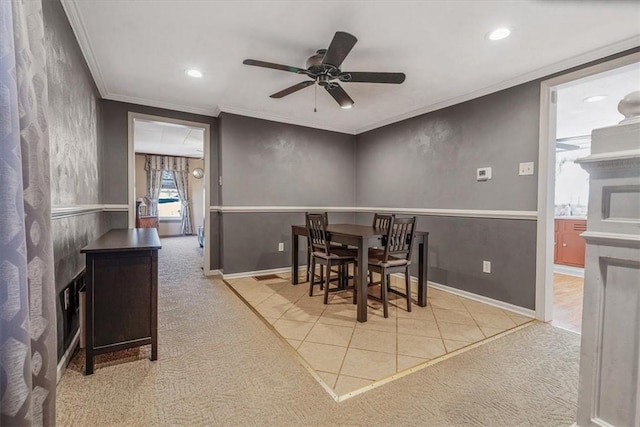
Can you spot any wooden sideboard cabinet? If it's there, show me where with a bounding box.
[80,228,161,375]
[554,218,587,267]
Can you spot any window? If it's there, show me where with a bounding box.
[158,171,181,218]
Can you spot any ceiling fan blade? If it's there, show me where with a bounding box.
[270,81,315,98]
[243,59,307,74]
[324,83,354,108]
[339,71,406,84]
[322,31,357,68]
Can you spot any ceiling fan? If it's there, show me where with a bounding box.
[243,31,406,109]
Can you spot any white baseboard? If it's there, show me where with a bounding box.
[394,274,536,318]
[553,264,584,278]
[223,266,535,318]
[223,266,306,280]
[205,269,222,277]
[57,329,80,383]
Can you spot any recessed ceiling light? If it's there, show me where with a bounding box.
[341,104,353,110]
[488,28,511,41]
[583,95,607,103]
[186,69,203,78]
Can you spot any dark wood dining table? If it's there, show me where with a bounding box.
[291,224,429,322]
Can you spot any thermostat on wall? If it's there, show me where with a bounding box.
[477,167,492,181]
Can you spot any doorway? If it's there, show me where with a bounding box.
[127,112,212,274]
[535,53,640,326]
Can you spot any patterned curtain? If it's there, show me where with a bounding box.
[144,155,164,217]
[0,0,57,425]
[173,166,193,235]
[145,155,193,234]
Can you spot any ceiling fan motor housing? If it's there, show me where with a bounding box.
[306,49,339,78]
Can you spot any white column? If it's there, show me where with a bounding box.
[575,91,640,427]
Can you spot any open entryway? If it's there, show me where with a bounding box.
[127,113,212,273]
[536,53,640,331]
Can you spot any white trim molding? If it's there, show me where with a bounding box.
[357,207,537,220]
[108,93,218,118]
[57,330,80,383]
[222,266,305,280]
[102,204,129,212]
[60,0,108,97]
[218,104,356,135]
[51,204,128,219]
[216,205,537,220]
[581,230,640,246]
[425,280,536,319]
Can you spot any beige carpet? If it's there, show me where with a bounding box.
[57,236,579,426]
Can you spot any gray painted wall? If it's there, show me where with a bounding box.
[355,83,541,309]
[355,213,536,309]
[43,0,107,360]
[223,212,356,274]
[219,113,356,207]
[356,82,540,210]
[218,113,357,273]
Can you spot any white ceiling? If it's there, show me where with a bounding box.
[63,0,640,135]
[556,62,640,140]
[134,119,204,158]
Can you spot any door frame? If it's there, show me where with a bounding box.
[127,112,212,274]
[535,52,640,321]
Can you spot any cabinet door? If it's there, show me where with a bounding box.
[558,220,586,267]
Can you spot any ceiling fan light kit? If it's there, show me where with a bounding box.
[243,31,406,110]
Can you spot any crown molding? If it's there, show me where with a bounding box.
[61,1,638,136]
[60,0,108,97]
[356,37,640,134]
[217,105,356,135]
[105,93,219,117]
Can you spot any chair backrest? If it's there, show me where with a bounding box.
[382,216,417,262]
[372,213,394,230]
[306,212,330,255]
[373,213,394,247]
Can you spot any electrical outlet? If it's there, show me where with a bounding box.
[519,162,534,176]
[483,261,491,274]
[64,288,70,310]
[278,242,284,252]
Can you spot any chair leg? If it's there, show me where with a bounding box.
[352,262,357,305]
[352,263,358,305]
[323,262,331,305]
[309,257,316,297]
[306,249,311,282]
[405,270,412,312]
[319,264,324,290]
[381,271,389,318]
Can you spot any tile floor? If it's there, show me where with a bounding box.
[225,272,534,399]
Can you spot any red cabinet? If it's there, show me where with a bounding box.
[554,219,587,267]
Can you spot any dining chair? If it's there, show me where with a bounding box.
[306,212,329,283]
[306,213,358,304]
[365,216,417,318]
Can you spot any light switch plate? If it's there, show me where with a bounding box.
[519,162,534,176]
[483,261,491,274]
